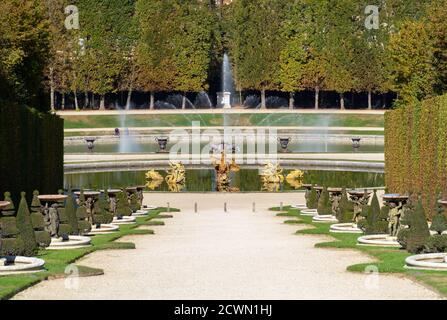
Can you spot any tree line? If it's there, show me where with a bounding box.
[1,0,446,112]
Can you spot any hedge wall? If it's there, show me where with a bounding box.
[0,104,64,204]
[385,94,447,219]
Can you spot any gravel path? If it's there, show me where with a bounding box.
[14,193,440,300]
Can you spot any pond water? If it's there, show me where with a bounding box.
[65,141,384,154]
[64,169,385,193]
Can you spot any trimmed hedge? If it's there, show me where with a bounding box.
[0,104,63,205]
[385,94,447,219]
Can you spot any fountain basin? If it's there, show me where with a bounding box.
[330,223,363,234]
[312,215,338,223]
[86,224,119,235]
[405,253,447,271]
[0,256,45,275]
[47,236,92,250]
[357,234,401,247]
[112,216,136,225]
[300,209,318,216]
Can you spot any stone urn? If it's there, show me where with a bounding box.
[278,137,291,153]
[155,136,169,153]
[85,138,96,151]
[351,137,361,150]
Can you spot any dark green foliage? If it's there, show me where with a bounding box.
[425,234,447,253]
[93,193,114,225]
[0,193,25,256]
[317,187,331,216]
[398,199,430,253]
[336,188,354,223]
[15,192,37,256]
[0,217,20,237]
[116,191,132,217]
[430,206,447,234]
[307,186,318,209]
[0,106,63,206]
[65,192,79,235]
[57,207,72,237]
[2,192,15,216]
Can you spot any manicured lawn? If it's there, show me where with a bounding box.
[271,206,447,297]
[62,113,384,129]
[0,208,178,300]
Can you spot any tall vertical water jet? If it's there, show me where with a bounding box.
[217,53,235,109]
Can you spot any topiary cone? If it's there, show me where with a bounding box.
[16,192,38,256]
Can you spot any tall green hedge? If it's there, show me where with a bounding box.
[0,104,64,205]
[385,94,447,219]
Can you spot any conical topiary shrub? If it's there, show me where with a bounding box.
[75,190,92,235]
[15,192,38,256]
[317,187,332,216]
[0,194,25,256]
[65,192,79,235]
[307,185,318,209]
[359,191,387,235]
[116,191,132,217]
[30,191,51,248]
[397,198,430,253]
[336,188,354,223]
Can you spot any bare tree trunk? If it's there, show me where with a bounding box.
[340,92,345,110]
[49,67,55,111]
[315,86,320,109]
[100,95,105,110]
[61,93,65,110]
[368,90,372,110]
[150,92,155,110]
[84,92,89,109]
[261,89,266,109]
[74,90,79,111]
[289,92,294,110]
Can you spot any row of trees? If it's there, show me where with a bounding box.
[225,0,447,109]
[46,0,218,111]
[2,0,446,111]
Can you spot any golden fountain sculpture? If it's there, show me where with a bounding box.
[212,149,240,192]
[286,169,304,189]
[145,169,164,190]
[260,162,284,192]
[165,162,186,192]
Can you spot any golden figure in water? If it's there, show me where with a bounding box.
[145,169,164,190]
[212,150,240,192]
[286,169,304,189]
[260,162,284,192]
[165,162,186,192]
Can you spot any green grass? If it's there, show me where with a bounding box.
[62,113,384,129]
[271,206,447,297]
[0,208,176,300]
